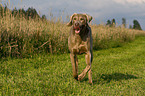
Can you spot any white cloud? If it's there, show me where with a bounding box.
[113,0,145,5]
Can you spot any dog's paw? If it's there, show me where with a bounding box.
[74,76,78,81]
[78,75,83,81]
[73,75,78,81]
[89,80,93,85]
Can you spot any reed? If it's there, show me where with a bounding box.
[0,7,145,58]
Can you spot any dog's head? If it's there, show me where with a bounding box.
[67,13,92,34]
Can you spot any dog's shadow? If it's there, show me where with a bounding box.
[92,73,138,85]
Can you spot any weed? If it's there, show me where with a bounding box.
[0,6,145,58]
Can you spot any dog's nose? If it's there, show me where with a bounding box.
[75,23,79,26]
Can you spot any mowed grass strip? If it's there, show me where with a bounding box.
[0,37,145,95]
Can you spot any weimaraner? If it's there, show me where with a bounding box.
[67,13,93,84]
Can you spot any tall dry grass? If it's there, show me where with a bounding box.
[91,25,142,49]
[0,10,69,57]
[0,9,145,58]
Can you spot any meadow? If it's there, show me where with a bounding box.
[1,37,145,95]
[0,6,145,95]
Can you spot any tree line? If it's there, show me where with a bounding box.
[0,5,142,30]
[0,5,46,20]
[106,18,142,30]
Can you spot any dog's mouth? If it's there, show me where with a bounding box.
[73,26,81,34]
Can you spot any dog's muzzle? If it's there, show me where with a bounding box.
[73,22,81,34]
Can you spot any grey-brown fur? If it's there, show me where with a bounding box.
[67,13,93,84]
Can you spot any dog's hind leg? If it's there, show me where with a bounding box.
[88,68,93,84]
[88,51,93,84]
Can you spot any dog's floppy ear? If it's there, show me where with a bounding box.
[84,14,93,23]
[67,13,77,26]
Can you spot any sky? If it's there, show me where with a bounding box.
[1,0,145,30]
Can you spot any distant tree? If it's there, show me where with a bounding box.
[12,8,18,17]
[26,7,40,19]
[129,25,133,29]
[0,5,4,17]
[106,20,111,27]
[133,20,142,30]
[122,18,126,28]
[42,15,46,20]
[0,5,9,17]
[0,5,47,21]
[18,8,26,17]
[111,18,116,27]
[106,19,116,27]
[4,5,8,13]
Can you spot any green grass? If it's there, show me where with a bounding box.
[0,37,145,95]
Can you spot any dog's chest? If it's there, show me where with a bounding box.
[69,33,89,54]
[73,41,88,54]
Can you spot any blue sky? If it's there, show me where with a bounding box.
[1,0,145,30]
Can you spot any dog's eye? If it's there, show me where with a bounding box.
[73,18,77,20]
[80,18,84,21]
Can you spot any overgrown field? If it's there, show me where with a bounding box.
[1,37,145,95]
[1,9,145,58]
[1,6,145,95]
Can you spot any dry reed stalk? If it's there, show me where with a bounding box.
[0,9,145,57]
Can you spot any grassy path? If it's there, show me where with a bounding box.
[0,37,145,95]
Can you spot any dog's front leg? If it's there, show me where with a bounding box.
[70,53,78,80]
[78,52,92,84]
